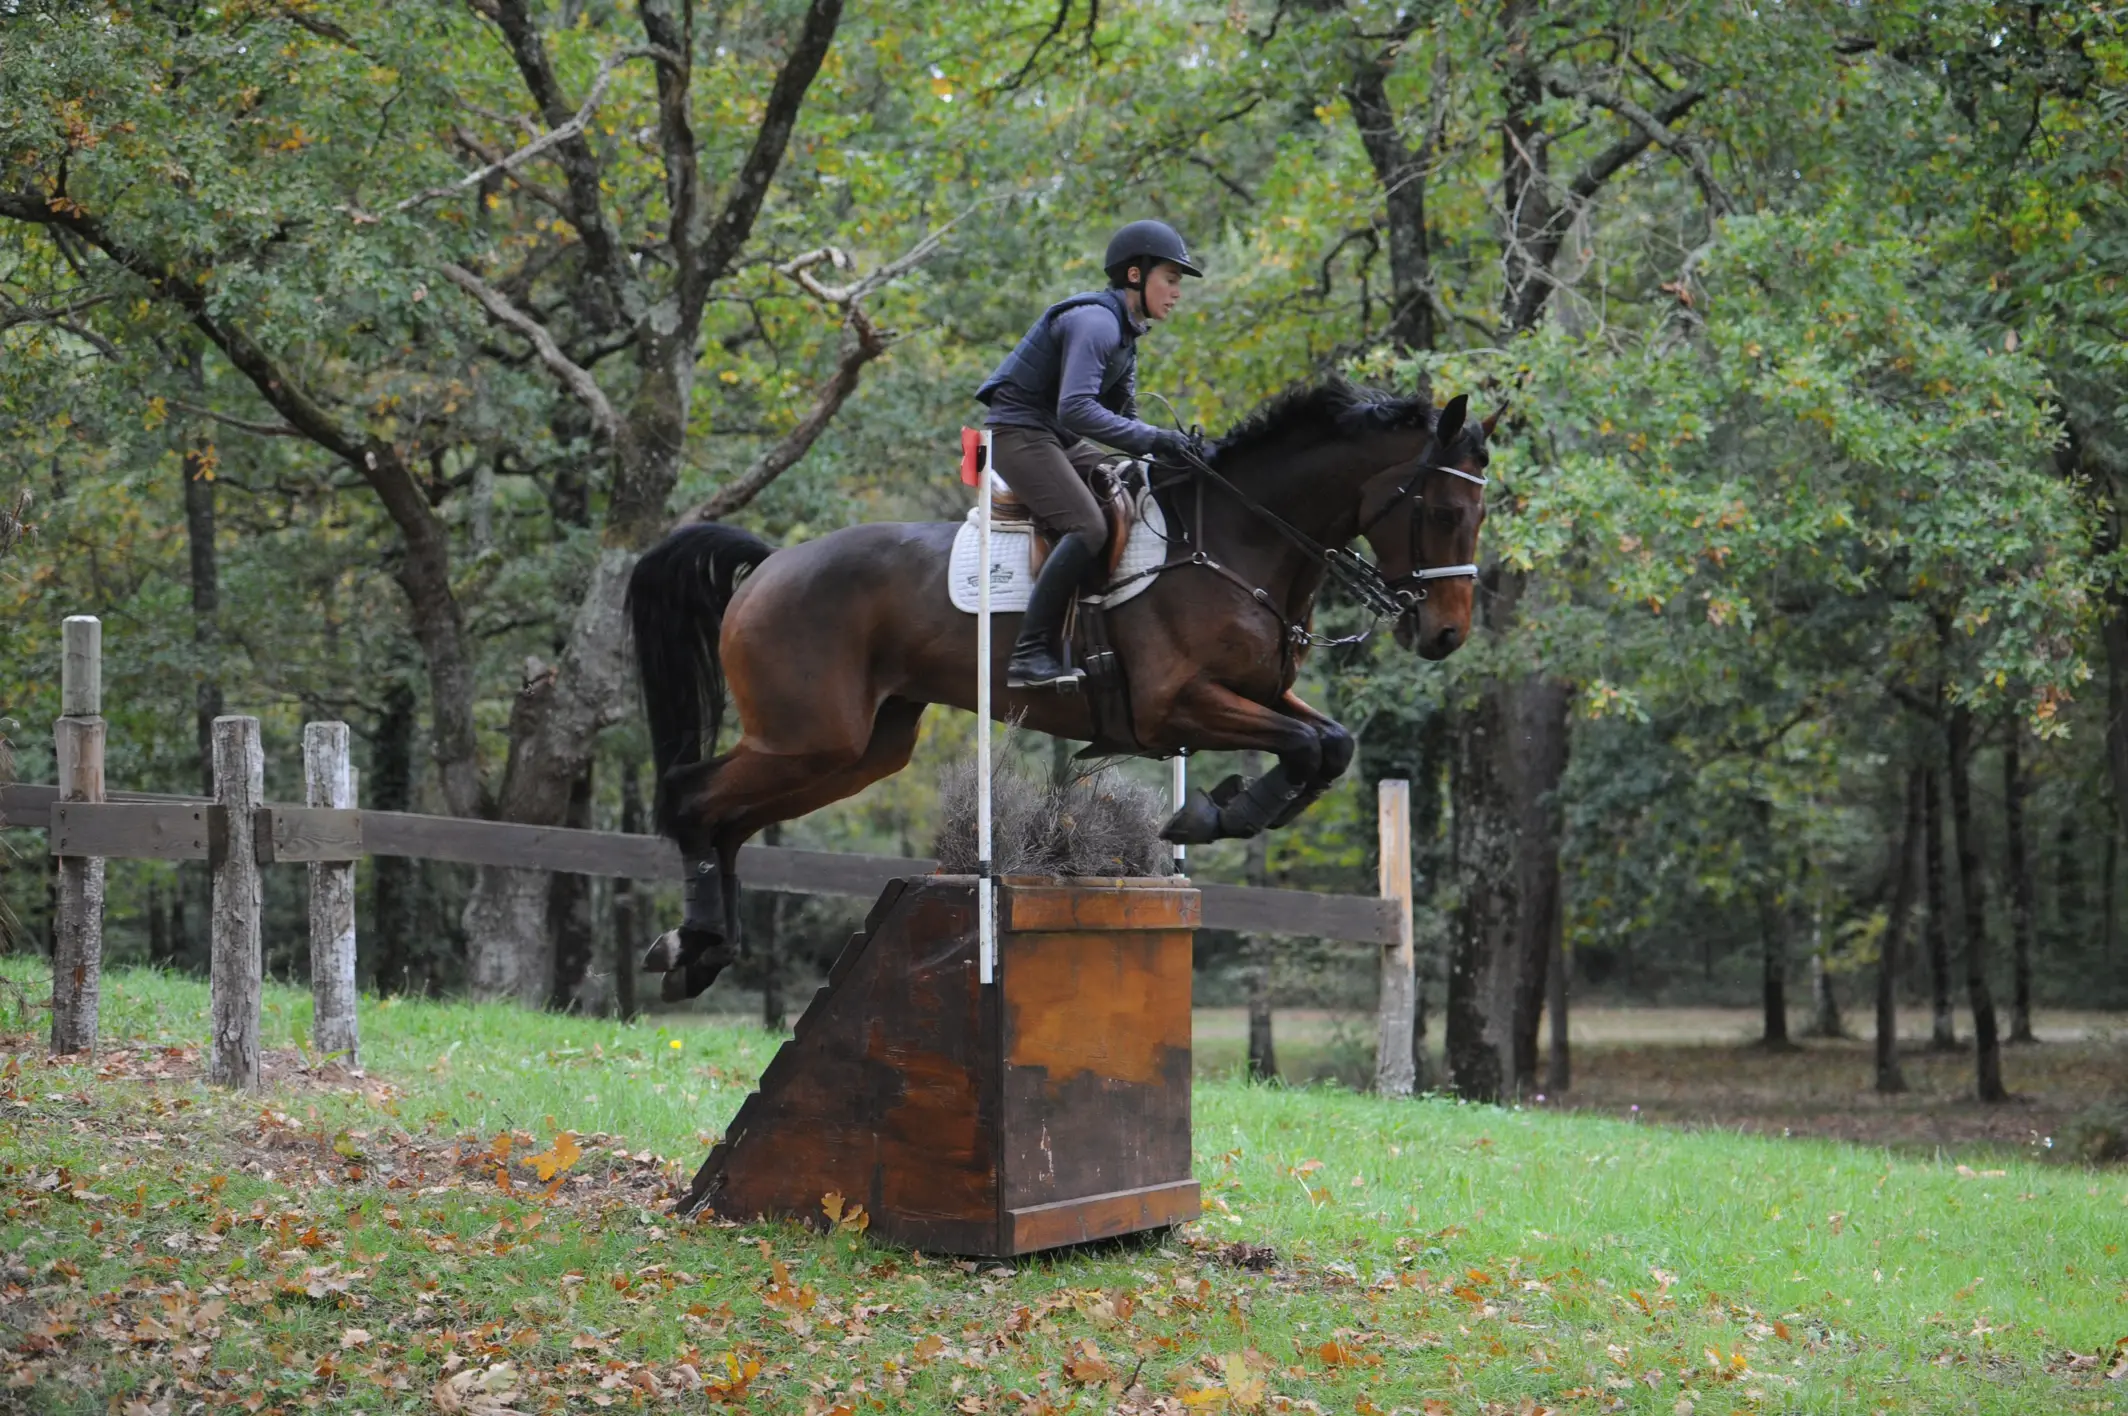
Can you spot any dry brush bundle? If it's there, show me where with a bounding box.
[933,737,1169,879]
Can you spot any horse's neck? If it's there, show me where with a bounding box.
[1209,436,1397,555]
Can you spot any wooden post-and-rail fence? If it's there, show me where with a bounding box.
[5,618,1425,1091]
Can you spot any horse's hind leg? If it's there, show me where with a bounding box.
[648,742,845,1001]
[650,701,927,1001]
[720,698,928,842]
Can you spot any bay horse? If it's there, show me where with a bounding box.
[627,379,1495,999]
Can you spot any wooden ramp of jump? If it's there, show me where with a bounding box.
[679,875,1202,1257]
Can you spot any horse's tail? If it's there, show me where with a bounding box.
[627,521,775,836]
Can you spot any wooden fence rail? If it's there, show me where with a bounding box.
[2,617,1415,1089]
[2,783,1403,945]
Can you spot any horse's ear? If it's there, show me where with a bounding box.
[1436,394,1469,448]
[1481,403,1508,439]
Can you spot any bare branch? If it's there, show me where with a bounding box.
[1503,84,1708,332]
[1563,85,1707,204]
[679,206,973,524]
[1187,153,1255,205]
[683,306,891,522]
[385,45,676,217]
[774,199,996,306]
[439,261,618,439]
[1545,73,1731,213]
[695,0,845,293]
[635,0,702,296]
[164,397,301,438]
[480,0,642,317]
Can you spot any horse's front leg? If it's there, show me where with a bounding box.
[1155,679,1326,845]
[1263,691,1355,831]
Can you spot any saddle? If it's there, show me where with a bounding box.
[988,461,1137,582]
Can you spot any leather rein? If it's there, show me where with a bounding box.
[1124,442,1487,652]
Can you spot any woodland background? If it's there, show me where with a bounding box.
[2,0,2124,1105]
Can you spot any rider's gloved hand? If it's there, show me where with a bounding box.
[1149,428,1201,464]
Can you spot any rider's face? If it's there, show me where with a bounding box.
[1138,262,1186,321]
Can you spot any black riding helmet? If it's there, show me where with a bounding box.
[1104,219,1204,290]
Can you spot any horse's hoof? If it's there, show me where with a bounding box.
[642,930,685,974]
[659,947,733,1002]
[1160,789,1225,845]
[644,926,726,976]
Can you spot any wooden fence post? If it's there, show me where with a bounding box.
[1373,778,1416,1097]
[211,715,263,1090]
[50,615,105,1056]
[305,722,360,1068]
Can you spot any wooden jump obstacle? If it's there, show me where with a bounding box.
[680,875,1202,1255]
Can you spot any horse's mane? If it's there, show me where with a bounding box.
[1211,377,1434,467]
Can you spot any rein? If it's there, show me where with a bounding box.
[1129,440,1485,651]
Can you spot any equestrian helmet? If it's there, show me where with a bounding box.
[1104,219,1203,286]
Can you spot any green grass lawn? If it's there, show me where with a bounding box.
[2,960,2123,1415]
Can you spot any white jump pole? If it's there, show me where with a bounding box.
[1171,751,1187,875]
[977,429,996,984]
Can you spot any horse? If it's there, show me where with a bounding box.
[626,379,1495,999]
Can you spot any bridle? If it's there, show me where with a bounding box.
[1131,438,1488,650]
[1356,456,1489,605]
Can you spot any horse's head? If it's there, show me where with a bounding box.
[1357,394,1496,661]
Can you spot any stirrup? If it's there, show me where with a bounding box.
[1008,657,1085,690]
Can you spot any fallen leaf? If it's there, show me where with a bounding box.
[1221,1351,1265,1410]
[1062,1337,1113,1384]
[341,1327,372,1348]
[526,1132,581,1183]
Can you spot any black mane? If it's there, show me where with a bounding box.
[1212,377,1434,467]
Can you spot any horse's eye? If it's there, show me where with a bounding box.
[1431,506,1462,529]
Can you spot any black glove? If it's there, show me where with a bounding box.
[1149,428,1201,464]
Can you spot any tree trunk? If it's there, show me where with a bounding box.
[1243,817,1276,1082]
[2002,718,2038,1043]
[179,349,224,981]
[147,880,168,966]
[1447,588,1569,1101]
[1946,704,2008,1102]
[1544,882,1569,1093]
[1344,44,1438,354]
[1922,756,1958,1049]
[1877,765,1924,1094]
[1807,899,1846,1039]
[463,552,640,1002]
[2107,826,2119,962]
[1759,877,1792,1050]
[1447,670,1516,1103]
[2102,589,2128,844]
[548,762,597,1011]
[1510,680,1570,1085]
[368,677,421,995]
[181,356,223,796]
[2052,813,2082,954]
[613,756,643,1023]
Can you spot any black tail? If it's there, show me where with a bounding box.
[627,521,775,836]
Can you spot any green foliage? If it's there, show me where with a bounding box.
[3,0,2125,1009]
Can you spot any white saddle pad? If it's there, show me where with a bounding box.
[948,468,1172,614]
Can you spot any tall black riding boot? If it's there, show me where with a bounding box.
[1008,530,1099,690]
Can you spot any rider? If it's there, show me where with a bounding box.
[975,219,1204,689]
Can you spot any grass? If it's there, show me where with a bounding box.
[2,960,2124,1415]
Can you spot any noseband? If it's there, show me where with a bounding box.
[1357,459,1488,604]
